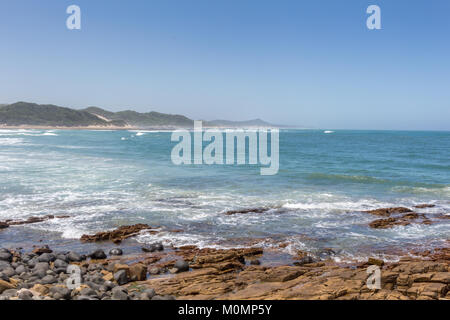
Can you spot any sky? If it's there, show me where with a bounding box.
[0,0,449,130]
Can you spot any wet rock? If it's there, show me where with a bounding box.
[414,204,435,209]
[89,249,107,260]
[109,248,123,256]
[0,222,8,230]
[173,260,189,273]
[80,224,153,244]
[114,270,129,285]
[249,259,261,265]
[33,246,52,255]
[364,207,412,217]
[369,217,410,229]
[141,244,157,253]
[148,267,161,275]
[224,207,270,215]
[294,256,316,266]
[368,257,385,266]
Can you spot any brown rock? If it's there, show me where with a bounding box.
[368,258,384,266]
[80,224,153,243]
[129,263,147,281]
[414,204,435,208]
[364,207,412,217]
[0,279,15,294]
[0,222,9,229]
[30,284,49,296]
[113,263,130,274]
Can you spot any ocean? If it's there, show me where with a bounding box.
[0,129,448,263]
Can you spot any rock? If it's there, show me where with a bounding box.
[89,250,107,260]
[17,289,33,300]
[0,222,8,229]
[113,263,130,274]
[80,287,97,297]
[414,204,435,209]
[0,279,15,294]
[109,248,123,256]
[0,261,10,271]
[224,207,270,215]
[15,265,27,275]
[80,224,153,243]
[173,260,189,273]
[0,251,12,262]
[37,253,56,263]
[149,267,161,275]
[67,251,82,262]
[111,286,128,300]
[33,246,53,255]
[154,242,164,251]
[54,259,68,269]
[30,284,49,296]
[33,262,49,271]
[364,207,413,217]
[368,258,385,266]
[49,286,71,300]
[369,218,410,229]
[40,275,57,284]
[2,267,15,278]
[141,244,157,253]
[249,259,261,265]
[152,295,176,300]
[129,263,147,281]
[1,289,18,298]
[113,270,129,285]
[294,256,316,266]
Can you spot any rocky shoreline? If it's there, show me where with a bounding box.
[0,205,448,300]
[0,242,448,300]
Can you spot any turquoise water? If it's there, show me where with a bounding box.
[0,129,448,261]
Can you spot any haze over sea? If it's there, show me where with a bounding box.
[0,129,448,262]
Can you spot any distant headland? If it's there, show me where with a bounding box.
[0,102,279,130]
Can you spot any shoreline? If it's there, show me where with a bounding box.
[0,240,448,300]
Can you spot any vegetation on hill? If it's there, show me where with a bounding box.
[0,102,275,128]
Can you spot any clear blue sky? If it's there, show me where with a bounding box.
[1,0,449,130]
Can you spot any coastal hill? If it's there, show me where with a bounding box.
[0,102,277,128]
[0,102,127,127]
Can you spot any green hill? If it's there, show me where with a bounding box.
[0,102,126,127]
[0,102,276,128]
[83,107,194,127]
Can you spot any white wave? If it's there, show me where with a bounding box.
[135,132,146,136]
[0,138,26,145]
[324,130,334,134]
